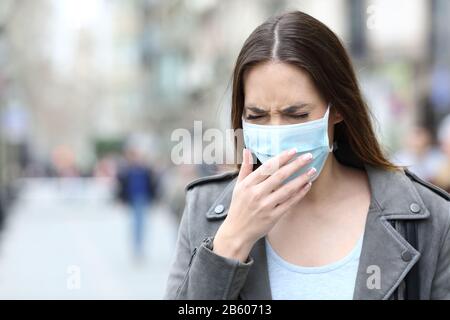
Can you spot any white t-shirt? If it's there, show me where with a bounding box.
[265,234,363,300]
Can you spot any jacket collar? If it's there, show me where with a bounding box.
[206,164,429,300]
[365,164,430,220]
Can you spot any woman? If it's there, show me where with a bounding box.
[165,11,450,300]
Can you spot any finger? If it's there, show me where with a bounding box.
[262,167,316,207]
[237,148,253,183]
[258,152,313,194]
[272,180,312,217]
[245,148,297,185]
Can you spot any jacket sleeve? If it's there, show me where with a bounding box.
[431,205,450,299]
[164,188,254,300]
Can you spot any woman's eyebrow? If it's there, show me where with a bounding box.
[281,103,312,113]
[244,105,267,114]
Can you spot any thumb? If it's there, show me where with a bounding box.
[238,148,253,182]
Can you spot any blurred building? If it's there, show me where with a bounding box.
[0,0,450,188]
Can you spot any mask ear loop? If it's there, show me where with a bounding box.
[331,141,338,152]
[324,104,331,119]
[326,103,335,153]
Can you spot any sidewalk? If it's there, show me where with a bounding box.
[0,178,179,299]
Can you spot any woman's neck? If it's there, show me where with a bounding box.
[302,154,348,204]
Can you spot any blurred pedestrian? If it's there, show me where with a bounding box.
[432,115,450,192]
[392,125,444,181]
[117,147,158,261]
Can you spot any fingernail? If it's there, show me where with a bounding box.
[288,148,297,155]
[307,167,317,176]
[305,182,312,189]
[301,153,313,161]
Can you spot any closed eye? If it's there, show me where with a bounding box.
[287,113,309,119]
[245,114,265,120]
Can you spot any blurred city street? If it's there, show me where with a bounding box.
[0,178,178,299]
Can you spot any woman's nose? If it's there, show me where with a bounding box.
[268,115,284,126]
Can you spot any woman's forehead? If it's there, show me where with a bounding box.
[243,62,322,107]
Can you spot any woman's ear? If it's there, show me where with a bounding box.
[332,109,344,125]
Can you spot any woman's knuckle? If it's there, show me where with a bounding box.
[248,188,260,200]
[260,199,271,210]
[288,185,298,194]
[240,179,249,188]
[274,171,286,181]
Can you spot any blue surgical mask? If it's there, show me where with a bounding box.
[242,105,333,182]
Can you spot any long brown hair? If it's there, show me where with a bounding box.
[231,11,399,171]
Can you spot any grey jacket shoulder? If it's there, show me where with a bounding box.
[405,169,450,202]
[406,169,450,223]
[183,170,238,228]
[405,169,450,224]
[185,170,239,191]
[405,169,450,259]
